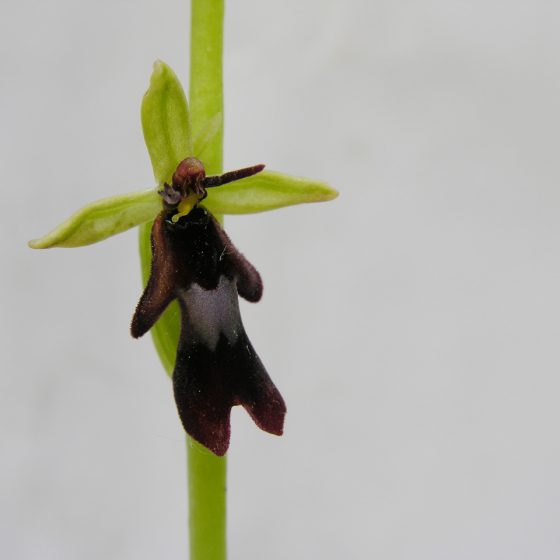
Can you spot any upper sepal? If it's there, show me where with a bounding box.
[28,188,160,249]
[203,170,338,215]
[142,60,193,186]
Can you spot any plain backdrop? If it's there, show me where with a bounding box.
[2,0,560,558]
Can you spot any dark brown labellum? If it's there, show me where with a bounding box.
[132,162,285,455]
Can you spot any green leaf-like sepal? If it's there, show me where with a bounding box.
[28,189,160,249]
[142,60,192,185]
[204,170,338,215]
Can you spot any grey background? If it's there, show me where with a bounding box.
[2,0,560,558]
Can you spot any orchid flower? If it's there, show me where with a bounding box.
[29,61,337,455]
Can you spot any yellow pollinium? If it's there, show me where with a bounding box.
[171,192,200,223]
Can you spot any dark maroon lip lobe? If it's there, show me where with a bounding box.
[131,203,284,455]
[174,278,285,456]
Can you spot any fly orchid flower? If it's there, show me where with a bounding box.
[132,158,285,454]
[29,61,337,455]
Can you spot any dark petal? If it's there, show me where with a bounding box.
[210,214,263,302]
[131,213,177,338]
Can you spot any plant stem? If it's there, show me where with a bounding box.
[187,1,227,560]
[188,438,227,560]
[190,0,224,176]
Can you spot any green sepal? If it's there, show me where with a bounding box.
[203,170,338,215]
[28,189,160,249]
[142,60,193,185]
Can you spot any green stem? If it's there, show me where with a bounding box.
[188,1,227,560]
[188,438,227,560]
[190,0,224,176]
